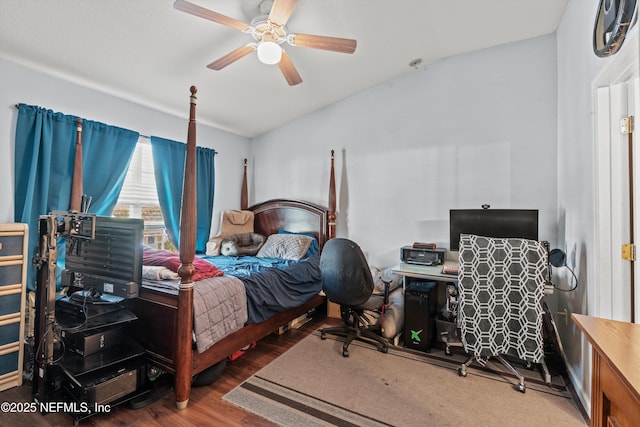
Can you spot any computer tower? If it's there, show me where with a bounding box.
[404,281,437,352]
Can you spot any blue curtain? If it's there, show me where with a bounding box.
[14,104,139,291]
[150,136,216,252]
[81,119,139,215]
[196,145,216,252]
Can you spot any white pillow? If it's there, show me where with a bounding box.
[142,265,180,280]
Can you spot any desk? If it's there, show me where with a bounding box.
[393,263,460,354]
[392,263,459,284]
[572,314,640,427]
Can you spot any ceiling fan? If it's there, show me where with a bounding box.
[173,0,357,86]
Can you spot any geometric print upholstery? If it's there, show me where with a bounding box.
[458,234,547,363]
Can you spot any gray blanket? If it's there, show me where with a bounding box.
[142,275,247,353]
[192,275,247,353]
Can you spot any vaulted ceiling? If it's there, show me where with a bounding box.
[0,0,569,138]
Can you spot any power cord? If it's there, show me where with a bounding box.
[549,248,578,292]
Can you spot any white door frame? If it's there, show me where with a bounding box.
[593,31,639,322]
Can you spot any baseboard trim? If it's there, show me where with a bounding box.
[564,350,590,421]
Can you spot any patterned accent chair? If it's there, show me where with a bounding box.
[457,234,548,393]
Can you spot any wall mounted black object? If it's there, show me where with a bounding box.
[593,0,637,57]
[548,248,579,292]
[549,248,566,267]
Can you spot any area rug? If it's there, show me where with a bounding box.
[223,330,587,427]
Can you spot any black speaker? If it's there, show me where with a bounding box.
[403,282,437,352]
[549,249,566,267]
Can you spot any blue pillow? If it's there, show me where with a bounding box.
[277,230,319,257]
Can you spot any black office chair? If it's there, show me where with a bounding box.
[319,238,389,357]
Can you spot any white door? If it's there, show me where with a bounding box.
[633,78,640,323]
[595,75,639,323]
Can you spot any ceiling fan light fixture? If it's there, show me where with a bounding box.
[257,41,282,64]
[174,0,357,85]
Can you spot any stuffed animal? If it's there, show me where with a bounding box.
[220,238,239,256]
[220,232,266,256]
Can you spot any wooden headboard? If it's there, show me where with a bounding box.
[249,199,332,252]
[241,150,336,248]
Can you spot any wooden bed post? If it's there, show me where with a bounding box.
[328,149,336,239]
[69,118,83,212]
[175,86,198,409]
[241,158,248,210]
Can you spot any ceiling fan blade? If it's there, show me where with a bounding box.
[207,45,255,70]
[174,0,250,32]
[277,51,302,86]
[268,0,298,27]
[289,33,357,54]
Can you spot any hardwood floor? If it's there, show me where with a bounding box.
[0,316,335,427]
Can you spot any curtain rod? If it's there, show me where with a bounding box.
[14,104,218,153]
[14,103,151,136]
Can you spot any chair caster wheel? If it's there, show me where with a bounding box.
[516,383,526,393]
[457,367,467,377]
[320,332,326,340]
[380,346,388,353]
[342,349,349,357]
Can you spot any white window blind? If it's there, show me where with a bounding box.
[118,137,159,208]
[116,137,173,250]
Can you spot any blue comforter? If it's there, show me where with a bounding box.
[198,255,322,324]
[199,255,300,277]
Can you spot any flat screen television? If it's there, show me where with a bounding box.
[64,216,144,302]
[449,209,539,251]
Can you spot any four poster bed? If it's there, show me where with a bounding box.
[128,86,337,408]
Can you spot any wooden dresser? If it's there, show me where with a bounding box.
[572,313,640,427]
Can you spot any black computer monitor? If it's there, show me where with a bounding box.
[64,216,144,302]
[449,209,538,251]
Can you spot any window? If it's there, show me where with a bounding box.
[114,137,174,250]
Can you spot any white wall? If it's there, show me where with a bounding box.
[0,57,251,234]
[252,34,559,268]
[554,0,638,412]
